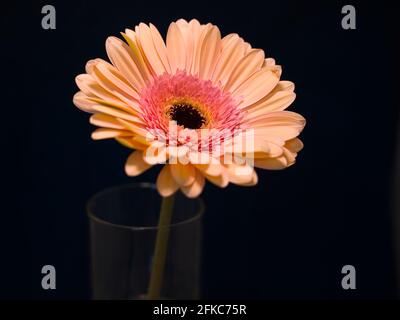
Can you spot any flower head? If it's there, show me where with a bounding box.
[74,19,306,198]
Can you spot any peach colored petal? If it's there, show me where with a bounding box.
[255,156,288,170]
[80,66,140,112]
[262,58,282,77]
[283,148,296,166]
[143,141,167,165]
[263,58,275,66]
[91,128,131,140]
[260,141,285,157]
[285,138,304,153]
[244,92,296,116]
[226,166,258,186]
[90,113,126,129]
[106,36,147,90]
[175,19,198,71]
[73,91,95,113]
[205,166,229,188]
[245,111,306,132]
[167,145,190,165]
[254,145,299,169]
[85,59,97,74]
[188,20,206,74]
[75,73,137,113]
[75,74,114,101]
[121,29,153,82]
[88,96,138,115]
[166,22,186,73]
[181,170,205,198]
[156,165,180,197]
[132,134,152,146]
[149,23,172,73]
[194,163,223,177]
[115,137,148,150]
[242,80,295,113]
[211,34,246,85]
[187,152,221,175]
[199,26,221,80]
[135,23,170,76]
[242,170,258,186]
[276,80,295,92]
[234,69,279,108]
[253,126,303,142]
[192,23,212,75]
[225,163,255,185]
[224,49,265,92]
[170,163,196,187]
[116,118,150,139]
[187,151,211,165]
[125,151,152,176]
[91,105,144,125]
[243,41,252,53]
[91,61,141,105]
[235,134,259,156]
[231,136,284,158]
[220,33,238,45]
[227,130,285,157]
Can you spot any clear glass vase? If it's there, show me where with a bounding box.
[87,183,204,300]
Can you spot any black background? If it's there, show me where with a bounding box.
[1,0,398,299]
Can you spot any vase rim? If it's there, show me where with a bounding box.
[86,182,205,231]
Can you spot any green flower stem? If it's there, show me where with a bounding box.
[147,194,175,299]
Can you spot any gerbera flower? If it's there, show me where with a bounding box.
[73,19,305,198]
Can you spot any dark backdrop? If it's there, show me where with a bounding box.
[1,0,398,299]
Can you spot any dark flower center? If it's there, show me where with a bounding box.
[167,103,206,129]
